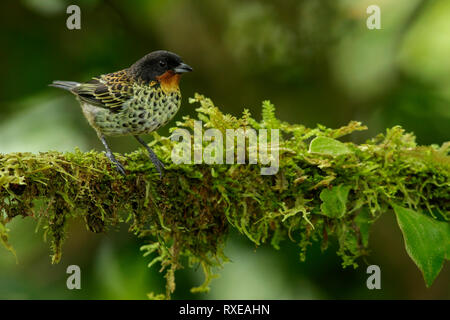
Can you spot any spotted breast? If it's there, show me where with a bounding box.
[79,70,182,137]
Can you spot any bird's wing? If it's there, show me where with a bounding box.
[73,70,135,111]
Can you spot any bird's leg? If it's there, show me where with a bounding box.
[134,136,165,177]
[98,133,126,176]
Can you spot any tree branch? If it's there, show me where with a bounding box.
[0,94,449,298]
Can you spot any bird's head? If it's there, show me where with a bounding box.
[130,50,193,90]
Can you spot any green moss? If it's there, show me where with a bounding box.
[0,94,449,298]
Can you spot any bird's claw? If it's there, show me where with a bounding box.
[114,161,127,176]
[150,155,164,178]
[134,136,165,178]
[106,151,126,176]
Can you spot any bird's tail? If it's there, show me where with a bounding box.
[49,80,80,91]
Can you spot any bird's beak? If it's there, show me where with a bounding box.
[173,63,193,74]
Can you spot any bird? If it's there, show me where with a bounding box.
[50,50,193,177]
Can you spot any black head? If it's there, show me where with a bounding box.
[130,50,193,83]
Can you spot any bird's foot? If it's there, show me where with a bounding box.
[106,151,126,176]
[148,151,165,178]
[133,136,165,178]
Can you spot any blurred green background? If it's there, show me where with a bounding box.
[0,0,449,299]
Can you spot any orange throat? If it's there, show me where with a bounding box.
[155,71,181,94]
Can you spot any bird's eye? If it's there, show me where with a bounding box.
[159,60,167,67]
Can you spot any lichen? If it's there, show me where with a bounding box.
[0,94,449,298]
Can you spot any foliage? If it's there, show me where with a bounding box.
[393,205,450,287]
[0,94,449,298]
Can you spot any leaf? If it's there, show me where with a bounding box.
[393,205,450,287]
[0,221,17,263]
[355,207,372,247]
[319,185,351,218]
[309,137,352,157]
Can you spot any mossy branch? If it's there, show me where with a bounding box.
[1,94,449,298]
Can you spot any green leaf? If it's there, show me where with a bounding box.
[319,185,351,218]
[0,221,17,262]
[393,205,450,287]
[355,207,372,247]
[309,137,352,157]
